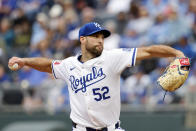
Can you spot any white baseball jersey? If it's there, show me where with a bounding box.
[52,48,137,129]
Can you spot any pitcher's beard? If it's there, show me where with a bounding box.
[87,46,103,57]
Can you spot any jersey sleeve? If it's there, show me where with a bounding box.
[108,48,137,73]
[51,60,67,80]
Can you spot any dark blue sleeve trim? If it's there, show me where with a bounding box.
[51,61,57,79]
[132,48,136,66]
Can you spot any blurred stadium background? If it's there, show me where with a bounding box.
[1,0,196,131]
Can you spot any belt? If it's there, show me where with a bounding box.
[72,121,119,131]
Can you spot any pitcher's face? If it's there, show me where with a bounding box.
[84,33,104,57]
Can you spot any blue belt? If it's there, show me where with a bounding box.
[72,121,119,131]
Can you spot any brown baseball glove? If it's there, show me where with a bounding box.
[157,58,190,92]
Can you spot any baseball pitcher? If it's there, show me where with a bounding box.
[8,22,186,131]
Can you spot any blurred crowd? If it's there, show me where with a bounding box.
[1,0,196,113]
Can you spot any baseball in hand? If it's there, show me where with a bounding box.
[9,63,19,70]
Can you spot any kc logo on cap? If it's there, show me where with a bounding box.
[93,22,101,29]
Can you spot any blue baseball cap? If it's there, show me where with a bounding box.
[79,22,111,40]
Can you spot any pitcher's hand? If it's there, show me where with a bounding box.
[8,57,25,71]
